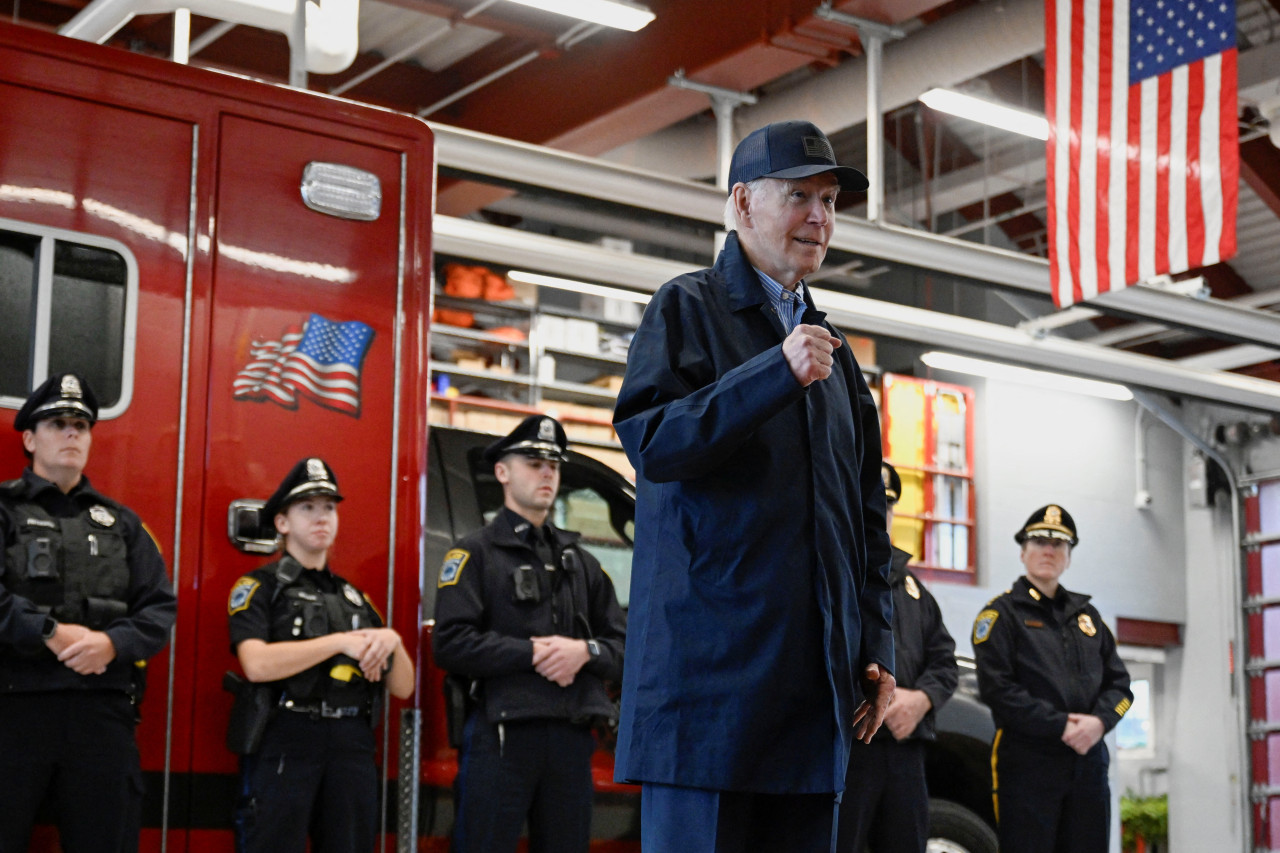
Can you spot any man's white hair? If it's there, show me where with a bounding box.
[722,178,769,231]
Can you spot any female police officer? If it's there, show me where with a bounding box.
[227,457,413,853]
[972,505,1132,853]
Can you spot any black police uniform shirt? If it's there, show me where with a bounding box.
[227,555,384,709]
[973,575,1132,743]
[433,507,626,725]
[0,469,177,694]
[875,547,958,743]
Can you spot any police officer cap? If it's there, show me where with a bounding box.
[728,120,869,193]
[881,462,902,506]
[13,373,99,431]
[483,415,568,465]
[1015,504,1079,547]
[263,457,344,520]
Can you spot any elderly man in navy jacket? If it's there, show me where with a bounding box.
[613,120,896,853]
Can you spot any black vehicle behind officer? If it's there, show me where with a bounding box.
[972,505,1133,853]
[837,462,958,853]
[433,415,626,853]
[0,373,177,853]
[227,457,413,853]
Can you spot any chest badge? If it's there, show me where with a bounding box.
[89,505,117,527]
[1078,613,1097,637]
[973,609,999,645]
[343,583,364,608]
[904,575,921,600]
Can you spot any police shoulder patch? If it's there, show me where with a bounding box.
[973,608,1000,645]
[438,548,470,588]
[228,576,260,615]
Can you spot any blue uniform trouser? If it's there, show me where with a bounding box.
[235,711,378,853]
[992,730,1110,853]
[835,738,928,853]
[0,691,143,853]
[640,783,839,853]
[452,714,595,853]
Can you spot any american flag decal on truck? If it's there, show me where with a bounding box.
[233,314,374,416]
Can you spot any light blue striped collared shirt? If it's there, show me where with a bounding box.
[755,269,808,334]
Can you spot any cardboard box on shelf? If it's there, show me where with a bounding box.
[588,374,624,392]
[564,318,600,354]
[847,335,876,369]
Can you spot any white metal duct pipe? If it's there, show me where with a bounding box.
[60,0,359,74]
[435,213,1280,412]
[604,0,1045,179]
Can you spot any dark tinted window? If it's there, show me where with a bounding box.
[0,226,130,409]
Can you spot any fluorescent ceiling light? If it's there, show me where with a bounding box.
[508,270,651,304]
[503,0,655,31]
[921,351,1133,401]
[919,88,1049,141]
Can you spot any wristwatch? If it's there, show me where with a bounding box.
[586,639,601,660]
[41,616,57,640]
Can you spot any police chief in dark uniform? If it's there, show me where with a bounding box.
[0,373,177,853]
[837,463,958,853]
[433,415,626,853]
[227,457,413,853]
[972,505,1133,853]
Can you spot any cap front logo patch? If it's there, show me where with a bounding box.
[538,418,556,441]
[306,458,327,481]
[1045,505,1063,526]
[62,375,83,399]
[802,135,834,160]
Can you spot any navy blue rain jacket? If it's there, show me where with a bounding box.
[612,232,894,794]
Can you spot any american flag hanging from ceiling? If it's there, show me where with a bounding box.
[1046,0,1238,308]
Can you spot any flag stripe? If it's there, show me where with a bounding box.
[1107,3,1128,293]
[1218,47,1238,262]
[1067,0,1086,305]
[1185,59,1205,269]
[1094,0,1114,299]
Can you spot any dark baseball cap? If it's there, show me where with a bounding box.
[728,120,868,192]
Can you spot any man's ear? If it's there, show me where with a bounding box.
[730,183,752,226]
[494,460,510,485]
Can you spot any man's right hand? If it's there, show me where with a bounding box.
[783,324,842,386]
[45,621,89,657]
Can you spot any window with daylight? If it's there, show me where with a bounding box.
[880,373,977,584]
[0,220,135,416]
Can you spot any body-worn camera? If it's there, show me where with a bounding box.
[512,565,541,602]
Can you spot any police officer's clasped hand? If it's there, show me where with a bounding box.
[54,627,117,676]
[347,627,402,681]
[851,662,896,744]
[530,635,589,687]
[882,687,931,741]
[782,324,842,387]
[1061,712,1105,755]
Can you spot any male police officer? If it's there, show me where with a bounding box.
[972,505,1132,853]
[837,463,958,853]
[433,415,626,853]
[0,373,177,853]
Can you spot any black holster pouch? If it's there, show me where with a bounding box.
[443,673,474,749]
[223,671,274,755]
[84,597,128,630]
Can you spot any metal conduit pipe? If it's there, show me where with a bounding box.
[434,214,1280,412]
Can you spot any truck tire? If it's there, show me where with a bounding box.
[927,799,999,853]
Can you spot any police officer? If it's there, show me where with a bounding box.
[433,415,626,853]
[972,505,1133,853]
[837,462,958,853]
[0,373,177,853]
[227,457,413,853]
